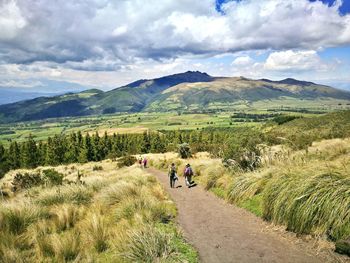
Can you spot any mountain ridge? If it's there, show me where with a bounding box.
[0,71,349,123]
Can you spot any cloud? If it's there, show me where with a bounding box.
[232,56,254,66]
[264,50,328,71]
[0,0,349,71]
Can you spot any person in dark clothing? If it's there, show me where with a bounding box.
[168,163,177,188]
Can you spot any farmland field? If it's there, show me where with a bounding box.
[1,100,349,146]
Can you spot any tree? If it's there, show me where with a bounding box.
[0,143,9,179]
[21,134,38,168]
[7,141,21,169]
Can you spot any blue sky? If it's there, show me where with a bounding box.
[0,0,350,91]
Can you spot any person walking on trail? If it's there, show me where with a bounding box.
[184,163,194,188]
[168,163,178,188]
[143,157,148,168]
[138,155,143,168]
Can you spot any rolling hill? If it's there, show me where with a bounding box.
[0,71,349,123]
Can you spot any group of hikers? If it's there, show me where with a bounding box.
[138,156,194,188]
[168,163,194,188]
[138,156,148,168]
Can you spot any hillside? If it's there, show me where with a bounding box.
[0,71,349,123]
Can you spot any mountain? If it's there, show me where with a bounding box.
[0,71,349,123]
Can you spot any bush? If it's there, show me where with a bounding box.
[178,143,191,159]
[273,115,301,125]
[117,156,137,168]
[42,169,64,186]
[12,172,42,192]
[92,165,103,171]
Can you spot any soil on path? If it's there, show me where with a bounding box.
[147,167,329,263]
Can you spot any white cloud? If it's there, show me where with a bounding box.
[0,0,349,67]
[264,50,328,71]
[232,56,254,66]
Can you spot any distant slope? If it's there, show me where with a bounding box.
[146,77,350,111]
[0,89,61,105]
[268,110,350,148]
[0,71,349,123]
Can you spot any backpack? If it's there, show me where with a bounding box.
[185,167,193,176]
[170,166,176,176]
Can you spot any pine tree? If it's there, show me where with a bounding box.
[21,134,38,168]
[65,132,79,163]
[7,141,21,169]
[0,143,9,179]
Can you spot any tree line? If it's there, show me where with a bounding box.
[1,128,250,178]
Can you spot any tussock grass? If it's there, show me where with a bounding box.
[263,170,350,241]
[82,213,109,252]
[121,225,177,262]
[51,204,84,232]
[50,230,82,261]
[37,185,94,206]
[0,202,48,234]
[0,162,197,262]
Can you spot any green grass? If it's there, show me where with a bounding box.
[239,194,263,217]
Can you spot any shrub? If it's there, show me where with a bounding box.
[42,169,64,186]
[12,172,42,192]
[117,156,137,168]
[92,165,103,171]
[273,115,301,125]
[178,143,191,159]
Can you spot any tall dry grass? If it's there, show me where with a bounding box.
[150,138,350,243]
[0,161,197,262]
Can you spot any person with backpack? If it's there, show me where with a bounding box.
[143,157,148,168]
[184,163,194,188]
[168,163,178,188]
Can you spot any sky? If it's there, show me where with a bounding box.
[0,0,350,92]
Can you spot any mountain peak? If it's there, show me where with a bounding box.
[278,78,315,86]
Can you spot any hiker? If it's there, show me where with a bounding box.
[143,157,148,168]
[184,163,194,188]
[138,155,143,168]
[168,163,178,188]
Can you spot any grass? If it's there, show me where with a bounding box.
[0,162,198,262]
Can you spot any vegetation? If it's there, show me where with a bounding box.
[178,143,192,159]
[1,110,350,258]
[150,136,350,248]
[0,162,198,262]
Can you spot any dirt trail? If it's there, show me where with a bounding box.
[147,167,326,263]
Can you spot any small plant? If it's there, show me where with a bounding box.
[42,169,64,186]
[178,143,191,159]
[117,155,137,168]
[92,165,103,171]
